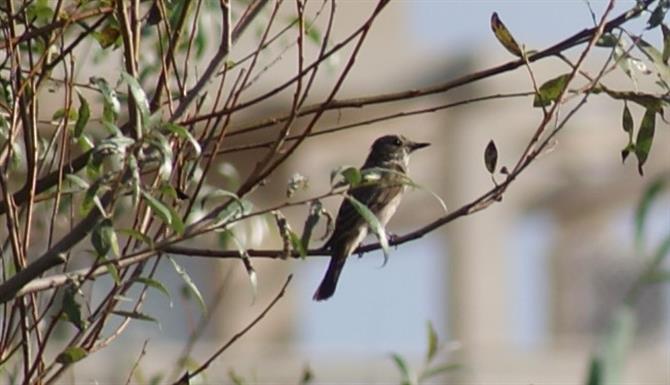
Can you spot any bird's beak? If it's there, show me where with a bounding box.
[408,141,431,152]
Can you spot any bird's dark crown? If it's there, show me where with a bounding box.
[369,135,429,155]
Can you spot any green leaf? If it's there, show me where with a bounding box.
[426,321,439,363]
[221,231,258,302]
[118,228,154,248]
[74,92,90,138]
[141,191,172,227]
[90,77,120,124]
[365,167,449,214]
[91,218,119,258]
[62,286,86,331]
[484,140,498,174]
[662,24,670,64]
[289,230,307,258]
[64,174,89,191]
[601,305,636,385]
[104,260,120,284]
[210,193,253,227]
[533,73,571,107]
[420,363,461,381]
[306,24,322,45]
[330,165,359,188]
[634,177,666,252]
[390,353,414,385]
[299,365,314,385]
[27,0,53,25]
[650,231,670,266]
[168,257,206,314]
[93,25,121,49]
[132,277,172,306]
[55,347,87,365]
[585,357,602,385]
[164,122,201,156]
[596,33,619,47]
[229,370,246,385]
[490,12,522,57]
[121,72,151,124]
[643,268,670,284]
[81,180,105,216]
[647,3,668,30]
[341,166,362,187]
[148,132,174,181]
[634,108,657,176]
[622,103,633,135]
[112,310,159,324]
[345,194,390,265]
[167,205,185,236]
[51,108,77,124]
[635,38,670,86]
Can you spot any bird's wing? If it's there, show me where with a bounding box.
[324,182,404,249]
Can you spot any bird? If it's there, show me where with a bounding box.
[313,134,430,301]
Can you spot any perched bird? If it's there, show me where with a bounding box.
[313,134,430,301]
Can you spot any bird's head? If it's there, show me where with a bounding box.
[366,135,430,166]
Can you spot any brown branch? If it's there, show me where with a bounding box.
[184,0,652,132]
[0,6,114,50]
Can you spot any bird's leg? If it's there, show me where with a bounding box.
[388,232,400,248]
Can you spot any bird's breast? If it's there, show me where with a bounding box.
[375,190,404,227]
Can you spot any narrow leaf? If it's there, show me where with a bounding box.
[56,347,88,365]
[601,305,636,385]
[634,108,657,175]
[91,218,119,258]
[168,257,206,313]
[289,230,307,258]
[534,73,571,107]
[662,24,670,64]
[420,363,462,381]
[342,167,362,187]
[390,353,413,385]
[62,287,86,331]
[622,103,633,135]
[643,269,670,284]
[634,177,666,251]
[74,92,90,138]
[132,277,172,306]
[585,357,602,385]
[121,71,151,123]
[167,205,185,235]
[647,3,667,30]
[484,140,498,174]
[164,122,201,156]
[90,76,120,124]
[635,38,670,86]
[118,228,154,248]
[141,191,172,226]
[650,233,670,266]
[112,310,159,324]
[345,194,390,265]
[64,174,89,191]
[490,12,522,57]
[426,320,439,363]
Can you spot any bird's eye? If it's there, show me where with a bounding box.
[393,138,402,146]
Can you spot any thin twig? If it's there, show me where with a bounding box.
[174,274,293,384]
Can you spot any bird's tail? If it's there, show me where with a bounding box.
[313,256,346,301]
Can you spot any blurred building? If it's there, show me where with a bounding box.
[67,2,669,384]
